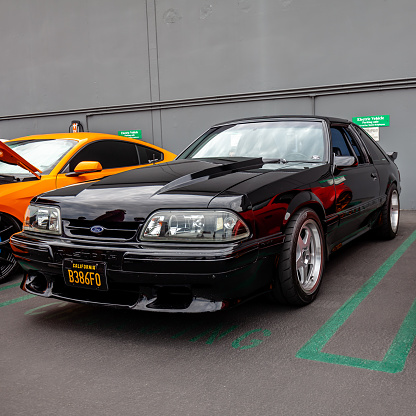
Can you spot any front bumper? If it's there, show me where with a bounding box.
[11,232,284,312]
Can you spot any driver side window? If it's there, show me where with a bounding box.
[67,140,139,172]
[331,127,366,164]
[331,128,353,157]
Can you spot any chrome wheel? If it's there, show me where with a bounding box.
[390,190,399,233]
[295,219,323,294]
[379,184,399,240]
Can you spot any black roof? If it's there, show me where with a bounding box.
[213,115,350,127]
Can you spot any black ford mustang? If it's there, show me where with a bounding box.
[11,116,400,312]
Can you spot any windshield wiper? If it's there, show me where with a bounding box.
[195,157,242,163]
[262,158,288,164]
[283,160,320,163]
[0,174,19,182]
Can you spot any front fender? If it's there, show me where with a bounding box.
[283,191,326,227]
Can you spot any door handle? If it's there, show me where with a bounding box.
[371,172,378,180]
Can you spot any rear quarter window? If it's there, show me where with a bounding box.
[354,126,389,164]
[138,145,163,164]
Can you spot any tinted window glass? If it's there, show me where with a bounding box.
[330,128,353,157]
[344,128,366,164]
[354,127,388,164]
[138,146,163,164]
[331,127,366,164]
[68,140,139,171]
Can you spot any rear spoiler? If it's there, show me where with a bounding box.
[387,151,397,162]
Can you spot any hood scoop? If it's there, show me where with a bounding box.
[155,158,264,195]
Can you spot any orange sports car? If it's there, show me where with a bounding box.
[0,132,176,281]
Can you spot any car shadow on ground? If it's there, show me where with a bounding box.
[13,219,416,352]
[19,288,299,353]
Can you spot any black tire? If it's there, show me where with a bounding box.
[378,184,400,240]
[271,208,325,306]
[0,213,21,283]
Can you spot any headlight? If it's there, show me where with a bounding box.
[23,204,61,235]
[141,210,250,242]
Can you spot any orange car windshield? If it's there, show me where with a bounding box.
[0,139,77,176]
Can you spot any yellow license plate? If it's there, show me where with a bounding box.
[63,259,108,291]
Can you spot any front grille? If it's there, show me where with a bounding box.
[64,219,143,241]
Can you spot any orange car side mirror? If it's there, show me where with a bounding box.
[66,161,103,177]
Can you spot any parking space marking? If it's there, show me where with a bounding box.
[0,282,21,292]
[296,230,416,373]
[0,295,36,308]
[0,282,35,308]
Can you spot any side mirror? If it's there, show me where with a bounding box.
[334,156,357,169]
[66,161,103,177]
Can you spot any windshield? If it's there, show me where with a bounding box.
[0,139,77,176]
[181,121,326,163]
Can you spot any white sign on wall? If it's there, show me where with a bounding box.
[364,127,380,141]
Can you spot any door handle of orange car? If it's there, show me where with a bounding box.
[66,161,103,177]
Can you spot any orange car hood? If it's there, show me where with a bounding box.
[0,141,42,179]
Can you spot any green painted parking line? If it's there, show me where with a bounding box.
[296,230,416,373]
[0,282,35,307]
[0,282,21,292]
[0,295,36,308]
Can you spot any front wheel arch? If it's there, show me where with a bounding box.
[283,200,327,238]
[284,192,326,229]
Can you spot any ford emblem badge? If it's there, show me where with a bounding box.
[90,225,104,234]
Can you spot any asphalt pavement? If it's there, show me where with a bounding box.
[1,211,416,416]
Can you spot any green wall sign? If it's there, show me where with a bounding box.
[118,130,142,139]
[352,115,390,127]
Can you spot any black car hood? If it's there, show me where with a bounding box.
[36,158,317,221]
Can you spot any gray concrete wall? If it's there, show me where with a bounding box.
[1,0,416,208]
[1,0,151,114]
